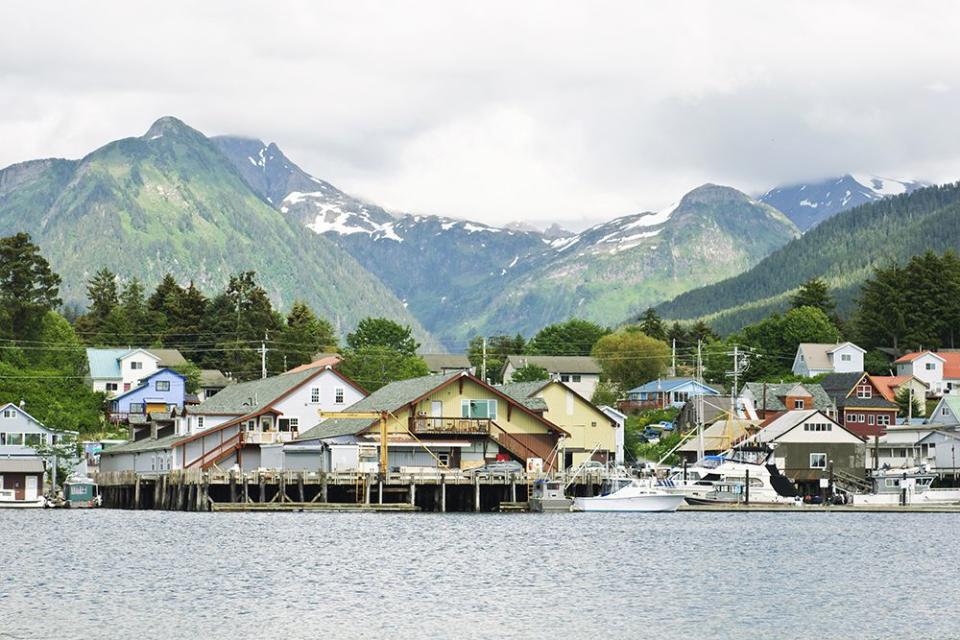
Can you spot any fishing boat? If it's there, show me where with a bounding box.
[529,479,573,512]
[573,478,685,512]
[851,467,960,506]
[63,476,101,508]
[0,487,46,508]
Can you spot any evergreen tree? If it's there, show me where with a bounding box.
[894,386,923,419]
[689,320,718,343]
[790,278,835,315]
[509,363,550,382]
[347,317,419,356]
[526,319,609,355]
[337,346,429,392]
[666,321,688,349]
[637,308,667,342]
[855,263,908,353]
[273,301,338,370]
[0,233,62,341]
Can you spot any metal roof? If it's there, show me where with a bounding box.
[85,347,187,378]
[504,355,601,375]
[0,457,44,473]
[100,434,185,455]
[628,377,718,395]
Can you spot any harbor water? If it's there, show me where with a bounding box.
[2,510,958,639]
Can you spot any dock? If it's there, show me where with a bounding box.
[679,503,960,513]
[94,469,604,513]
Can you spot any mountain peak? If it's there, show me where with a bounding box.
[680,183,748,206]
[143,116,197,140]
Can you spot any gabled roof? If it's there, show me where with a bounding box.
[895,351,946,364]
[108,368,187,403]
[820,372,868,398]
[628,377,719,395]
[199,369,232,388]
[797,342,864,371]
[192,366,360,416]
[101,433,185,456]
[504,355,601,375]
[296,371,567,441]
[85,347,188,378]
[929,396,960,423]
[285,355,343,375]
[741,382,833,412]
[869,375,926,403]
[420,353,472,371]
[753,409,862,443]
[0,402,46,429]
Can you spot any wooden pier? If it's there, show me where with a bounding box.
[94,469,605,513]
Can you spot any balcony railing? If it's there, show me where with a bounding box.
[242,431,298,444]
[409,416,491,435]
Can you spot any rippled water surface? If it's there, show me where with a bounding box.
[1,510,958,639]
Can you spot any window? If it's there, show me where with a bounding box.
[856,384,872,399]
[461,399,497,419]
[246,420,256,432]
[926,362,937,371]
[0,433,4,445]
[130,403,146,414]
[24,434,42,447]
[868,414,875,425]
[591,421,597,428]
[841,354,852,362]
[130,361,143,370]
[335,388,345,404]
[570,374,581,383]
[279,418,299,432]
[105,382,118,392]
[310,387,320,403]
[5,433,23,446]
[877,414,891,426]
[943,407,950,416]
[560,374,570,382]
[437,452,450,467]
[793,399,804,409]
[197,416,204,430]
[2,408,14,418]
[155,380,171,392]
[809,453,827,469]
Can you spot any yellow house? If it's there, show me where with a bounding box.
[497,380,618,469]
[295,371,569,471]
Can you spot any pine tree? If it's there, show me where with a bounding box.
[637,308,667,342]
[273,301,338,370]
[526,319,609,355]
[0,233,62,341]
[790,278,835,315]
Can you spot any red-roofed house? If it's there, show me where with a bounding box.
[894,351,960,396]
[869,375,929,416]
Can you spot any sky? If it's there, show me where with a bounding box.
[2,1,959,229]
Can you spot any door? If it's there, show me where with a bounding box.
[25,475,38,500]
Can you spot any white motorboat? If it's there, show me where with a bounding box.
[529,479,573,512]
[852,467,960,506]
[0,488,46,508]
[573,478,685,512]
[658,445,800,505]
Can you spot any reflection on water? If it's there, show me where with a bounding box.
[1,510,957,639]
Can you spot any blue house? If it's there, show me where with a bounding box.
[622,377,720,411]
[109,368,187,419]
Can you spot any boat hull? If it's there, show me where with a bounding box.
[529,498,573,513]
[0,497,46,509]
[573,494,685,512]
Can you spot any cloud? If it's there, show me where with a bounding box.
[1,0,959,227]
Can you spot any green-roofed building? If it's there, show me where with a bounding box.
[288,371,569,473]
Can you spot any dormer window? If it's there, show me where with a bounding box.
[856,384,872,399]
[793,399,804,409]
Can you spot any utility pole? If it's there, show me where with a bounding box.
[697,340,705,462]
[260,333,268,379]
[481,337,487,383]
[671,339,676,377]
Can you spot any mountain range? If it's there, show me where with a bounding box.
[0,116,935,349]
[758,174,929,231]
[656,181,960,334]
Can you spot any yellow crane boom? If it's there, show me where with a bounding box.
[318,410,391,475]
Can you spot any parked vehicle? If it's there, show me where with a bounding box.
[466,460,523,474]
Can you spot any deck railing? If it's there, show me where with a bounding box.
[409,416,491,435]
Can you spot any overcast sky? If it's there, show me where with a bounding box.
[2,1,959,228]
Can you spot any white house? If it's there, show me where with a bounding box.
[895,351,960,396]
[99,365,366,473]
[792,342,865,378]
[85,347,188,397]
[501,355,601,400]
[0,403,77,497]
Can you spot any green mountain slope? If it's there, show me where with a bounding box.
[656,181,960,334]
[0,117,436,345]
[462,184,800,340]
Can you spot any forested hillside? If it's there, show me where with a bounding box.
[656,182,960,334]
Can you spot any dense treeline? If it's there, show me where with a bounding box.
[656,181,960,330]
